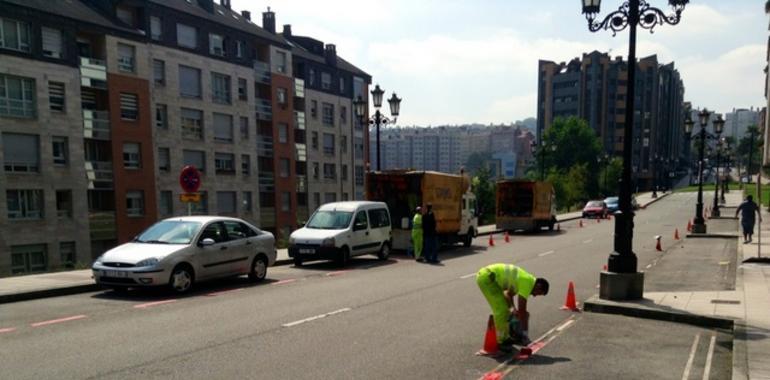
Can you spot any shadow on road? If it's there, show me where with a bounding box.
[90,276,280,302]
[520,354,572,366]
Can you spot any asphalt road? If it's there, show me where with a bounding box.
[0,193,731,379]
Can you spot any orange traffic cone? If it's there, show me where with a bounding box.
[687,219,692,232]
[476,315,499,356]
[560,281,580,312]
[488,234,495,247]
[674,229,680,240]
[504,231,510,243]
[655,236,662,251]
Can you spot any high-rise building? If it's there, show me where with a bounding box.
[725,108,761,141]
[537,51,686,190]
[0,0,370,276]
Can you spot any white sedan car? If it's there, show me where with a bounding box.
[92,216,276,293]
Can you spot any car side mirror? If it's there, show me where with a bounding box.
[199,238,216,247]
[354,222,367,231]
[298,221,306,228]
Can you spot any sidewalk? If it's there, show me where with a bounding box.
[583,190,770,380]
[0,191,667,305]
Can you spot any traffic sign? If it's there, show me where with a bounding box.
[180,193,201,203]
[179,165,201,193]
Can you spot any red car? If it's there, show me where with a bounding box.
[582,200,608,219]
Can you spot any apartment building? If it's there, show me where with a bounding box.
[0,0,370,276]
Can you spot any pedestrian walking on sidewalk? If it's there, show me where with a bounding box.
[476,263,549,350]
[422,204,439,264]
[410,207,424,261]
[736,195,762,244]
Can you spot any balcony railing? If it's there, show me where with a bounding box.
[89,211,117,240]
[258,172,275,192]
[256,99,272,121]
[259,207,276,228]
[254,60,271,85]
[296,175,307,193]
[294,111,306,130]
[295,143,307,162]
[83,110,110,140]
[257,136,274,157]
[294,78,305,98]
[85,161,113,189]
[79,57,107,89]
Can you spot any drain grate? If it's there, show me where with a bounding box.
[710,299,741,305]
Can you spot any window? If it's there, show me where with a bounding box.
[322,103,334,125]
[117,43,135,73]
[339,77,345,93]
[217,191,236,214]
[155,104,168,129]
[240,116,249,140]
[281,192,291,212]
[2,133,39,172]
[310,100,317,118]
[150,16,162,40]
[209,33,225,56]
[183,150,205,172]
[0,18,31,52]
[60,242,76,268]
[116,7,134,26]
[123,142,141,169]
[213,113,233,142]
[311,132,318,149]
[355,166,364,186]
[341,164,348,181]
[342,193,349,201]
[354,137,364,159]
[278,123,288,143]
[153,59,165,86]
[158,147,170,171]
[309,69,316,85]
[181,108,203,140]
[56,190,72,219]
[280,158,290,178]
[340,105,347,124]
[41,27,63,58]
[126,190,144,217]
[321,72,331,90]
[313,192,321,208]
[11,244,47,274]
[179,65,201,98]
[242,191,252,212]
[159,190,173,216]
[325,192,337,203]
[276,51,287,73]
[48,81,65,112]
[238,78,247,100]
[277,88,287,105]
[0,74,35,118]
[241,154,250,175]
[341,135,348,154]
[211,72,231,104]
[368,209,391,228]
[52,136,68,165]
[235,41,244,58]
[312,162,319,179]
[120,93,138,120]
[323,133,335,155]
[215,152,235,174]
[176,23,197,48]
[6,189,43,220]
[323,163,336,180]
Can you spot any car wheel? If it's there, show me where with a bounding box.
[463,230,473,247]
[337,246,350,267]
[248,255,268,282]
[377,243,390,260]
[169,265,194,294]
[293,256,303,267]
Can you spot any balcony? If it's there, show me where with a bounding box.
[80,57,108,89]
[296,175,307,193]
[256,99,273,121]
[259,207,276,228]
[294,78,305,98]
[294,111,306,130]
[295,143,307,162]
[89,211,116,240]
[257,136,274,157]
[254,60,271,85]
[258,172,275,192]
[85,161,113,189]
[83,110,110,140]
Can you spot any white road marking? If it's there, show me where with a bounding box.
[702,335,716,380]
[681,333,701,380]
[538,250,555,257]
[583,239,593,244]
[460,273,476,279]
[134,300,177,309]
[282,308,352,328]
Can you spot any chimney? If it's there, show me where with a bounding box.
[325,44,337,66]
[262,7,275,34]
[220,0,230,9]
[241,10,251,20]
[283,24,292,37]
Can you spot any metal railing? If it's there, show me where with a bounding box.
[256,99,272,121]
[254,60,271,84]
[257,136,274,157]
[83,110,110,139]
[294,78,305,98]
[89,211,117,240]
[258,172,275,192]
[294,111,306,130]
[79,57,107,89]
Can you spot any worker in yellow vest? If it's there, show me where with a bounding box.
[411,207,423,261]
[476,263,549,348]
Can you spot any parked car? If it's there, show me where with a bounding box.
[582,200,608,219]
[602,196,639,213]
[92,217,276,293]
[289,201,392,266]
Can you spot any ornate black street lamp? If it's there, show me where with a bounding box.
[598,153,611,195]
[582,0,690,300]
[711,137,725,217]
[354,84,402,171]
[532,141,557,181]
[685,109,724,232]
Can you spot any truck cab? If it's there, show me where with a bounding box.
[460,191,479,246]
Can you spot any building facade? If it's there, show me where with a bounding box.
[0,0,369,276]
[724,107,761,142]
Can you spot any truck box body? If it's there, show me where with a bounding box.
[496,180,556,232]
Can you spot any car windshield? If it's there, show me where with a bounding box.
[306,210,353,229]
[134,221,202,244]
[587,201,604,207]
[605,197,619,204]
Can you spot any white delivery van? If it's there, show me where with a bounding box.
[288,201,392,266]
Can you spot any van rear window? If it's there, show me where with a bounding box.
[368,208,391,228]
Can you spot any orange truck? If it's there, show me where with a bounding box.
[496,180,557,233]
[366,170,478,249]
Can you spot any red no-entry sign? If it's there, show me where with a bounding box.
[179,165,202,193]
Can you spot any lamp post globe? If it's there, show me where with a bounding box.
[356,84,402,172]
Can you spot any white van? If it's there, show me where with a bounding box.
[288,201,392,266]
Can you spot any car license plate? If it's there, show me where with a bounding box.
[299,248,315,254]
[103,270,128,278]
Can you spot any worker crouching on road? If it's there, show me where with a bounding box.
[476,263,549,349]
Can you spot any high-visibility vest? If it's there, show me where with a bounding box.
[486,264,536,299]
[412,213,423,231]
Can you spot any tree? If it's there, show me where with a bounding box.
[472,167,497,225]
[736,125,764,175]
[599,157,623,196]
[539,117,603,173]
[563,163,590,209]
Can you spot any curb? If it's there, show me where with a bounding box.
[274,258,293,267]
[476,215,584,237]
[0,283,101,305]
[583,297,734,330]
[686,233,740,239]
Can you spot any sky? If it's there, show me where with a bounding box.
[232,0,767,127]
